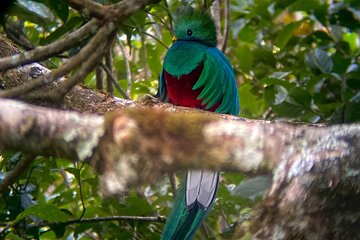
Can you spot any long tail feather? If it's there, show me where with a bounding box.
[161,183,207,240]
[162,171,219,240]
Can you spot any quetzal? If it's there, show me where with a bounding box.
[157,7,239,240]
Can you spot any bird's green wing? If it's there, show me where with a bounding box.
[193,47,239,115]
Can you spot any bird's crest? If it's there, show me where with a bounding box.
[173,6,217,46]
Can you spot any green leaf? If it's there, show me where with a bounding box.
[39,230,57,239]
[238,84,266,118]
[274,85,288,105]
[65,167,80,182]
[17,0,57,28]
[342,32,359,54]
[288,0,322,12]
[44,0,69,22]
[275,21,302,49]
[331,52,351,74]
[5,233,23,240]
[236,45,253,72]
[146,43,162,78]
[131,10,147,26]
[15,204,70,223]
[18,0,54,20]
[305,48,333,74]
[238,25,257,43]
[261,77,295,89]
[8,1,50,29]
[120,196,153,216]
[9,152,22,165]
[330,5,360,30]
[340,91,360,123]
[40,16,83,45]
[272,101,306,118]
[51,224,67,238]
[252,48,276,67]
[232,175,272,199]
[289,86,312,107]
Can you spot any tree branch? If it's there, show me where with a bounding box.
[104,48,114,95]
[100,63,130,99]
[221,0,230,52]
[0,215,166,235]
[0,155,36,194]
[0,22,116,99]
[0,19,100,71]
[26,215,166,229]
[66,0,108,19]
[117,35,132,96]
[0,98,359,198]
[0,0,154,100]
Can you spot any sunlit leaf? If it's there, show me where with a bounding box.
[343,32,359,54]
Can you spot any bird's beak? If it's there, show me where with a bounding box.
[172,35,177,42]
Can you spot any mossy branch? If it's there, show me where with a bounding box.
[0,98,359,197]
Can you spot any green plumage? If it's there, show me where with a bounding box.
[174,7,217,46]
[163,41,206,78]
[162,183,208,240]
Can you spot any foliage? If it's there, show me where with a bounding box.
[0,0,359,239]
[231,0,360,123]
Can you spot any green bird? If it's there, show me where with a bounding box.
[157,7,239,240]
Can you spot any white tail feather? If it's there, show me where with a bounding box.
[186,170,219,210]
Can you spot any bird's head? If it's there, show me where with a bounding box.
[173,7,217,47]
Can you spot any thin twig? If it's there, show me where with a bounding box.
[211,0,223,49]
[142,31,169,49]
[26,215,167,229]
[75,162,86,220]
[0,19,100,71]
[140,30,148,79]
[24,165,35,190]
[0,222,12,236]
[96,65,104,90]
[100,63,130,99]
[0,215,166,236]
[123,23,169,49]
[57,23,117,96]
[200,223,212,239]
[0,155,36,195]
[111,0,153,23]
[148,11,172,31]
[117,36,132,96]
[221,0,230,52]
[163,0,173,32]
[66,0,107,19]
[167,173,177,199]
[28,35,112,102]
[0,22,115,99]
[147,14,162,37]
[105,49,114,94]
[0,0,154,99]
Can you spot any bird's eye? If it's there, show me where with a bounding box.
[187,29,193,36]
